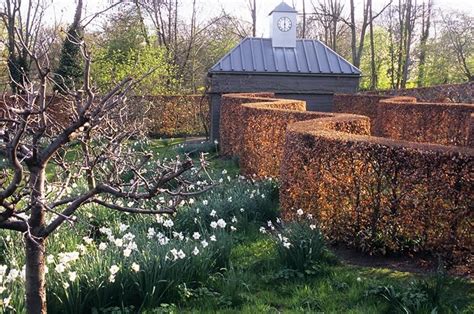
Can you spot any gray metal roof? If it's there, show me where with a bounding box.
[209,38,361,76]
[269,2,297,14]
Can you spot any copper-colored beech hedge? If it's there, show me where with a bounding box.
[140,95,209,137]
[220,92,473,267]
[0,94,209,138]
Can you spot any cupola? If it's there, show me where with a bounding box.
[269,1,297,48]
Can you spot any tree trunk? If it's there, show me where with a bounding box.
[26,167,47,313]
[417,0,431,87]
[302,0,306,38]
[251,0,256,37]
[369,0,377,90]
[401,0,413,88]
[25,237,46,314]
[350,0,357,65]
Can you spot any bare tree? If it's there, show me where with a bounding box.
[0,38,212,313]
[302,0,307,38]
[442,11,473,82]
[0,0,47,93]
[249,0,257,37]
[368,0,377,89]
[398,0,418,88]
[417,0,432,87]
[311,0,345,50]
[346,0,392,69]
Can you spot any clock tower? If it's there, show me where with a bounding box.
[269,1,297,48]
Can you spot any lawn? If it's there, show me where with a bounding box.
[0,139,472,313]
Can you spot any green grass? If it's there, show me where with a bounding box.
[0,139,472,314]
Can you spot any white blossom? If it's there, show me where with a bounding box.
[119,223,129,232]
[68,271,77,282]
[192,247,200,255]
[114,238,124,247]
[55,264,66,274]
[123,248,132,257]
[192,232,201,240]
[177,250,186,259]
[217,219,227,228]
[147,228,156,239]
[163,219,174,228]
[109,265,120,275]
[296,209,304,216]
[83,237,93,245]
[131,263,140,272]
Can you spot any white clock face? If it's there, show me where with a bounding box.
[277,17,292,32]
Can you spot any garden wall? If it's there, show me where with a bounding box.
[220,92,473,267]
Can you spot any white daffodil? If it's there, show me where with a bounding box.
[217,219,226,228]
[55,264,66,274]
[123,248,132,257]
[109,265,120,275]
[68,271,77,282]
[131,263,140,272]
[163,219,174,228]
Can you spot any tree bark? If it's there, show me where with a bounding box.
[417,0,432,87]
[400,0,413,88]
[369,0,377,90]
[25,237,46,314]
[302,0,306,38]
[25,167,47,314]
[251,0,256,37]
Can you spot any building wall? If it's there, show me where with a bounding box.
[276,93,334,112]
[208,73,360,140]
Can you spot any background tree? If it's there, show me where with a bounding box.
[53,0,84,93]
[0,0,47,93]
[441,11,473,82]
[417,0,432,87]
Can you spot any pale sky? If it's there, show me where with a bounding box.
[48,0,474,36]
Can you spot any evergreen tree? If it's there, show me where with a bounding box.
[54,0,83,93]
